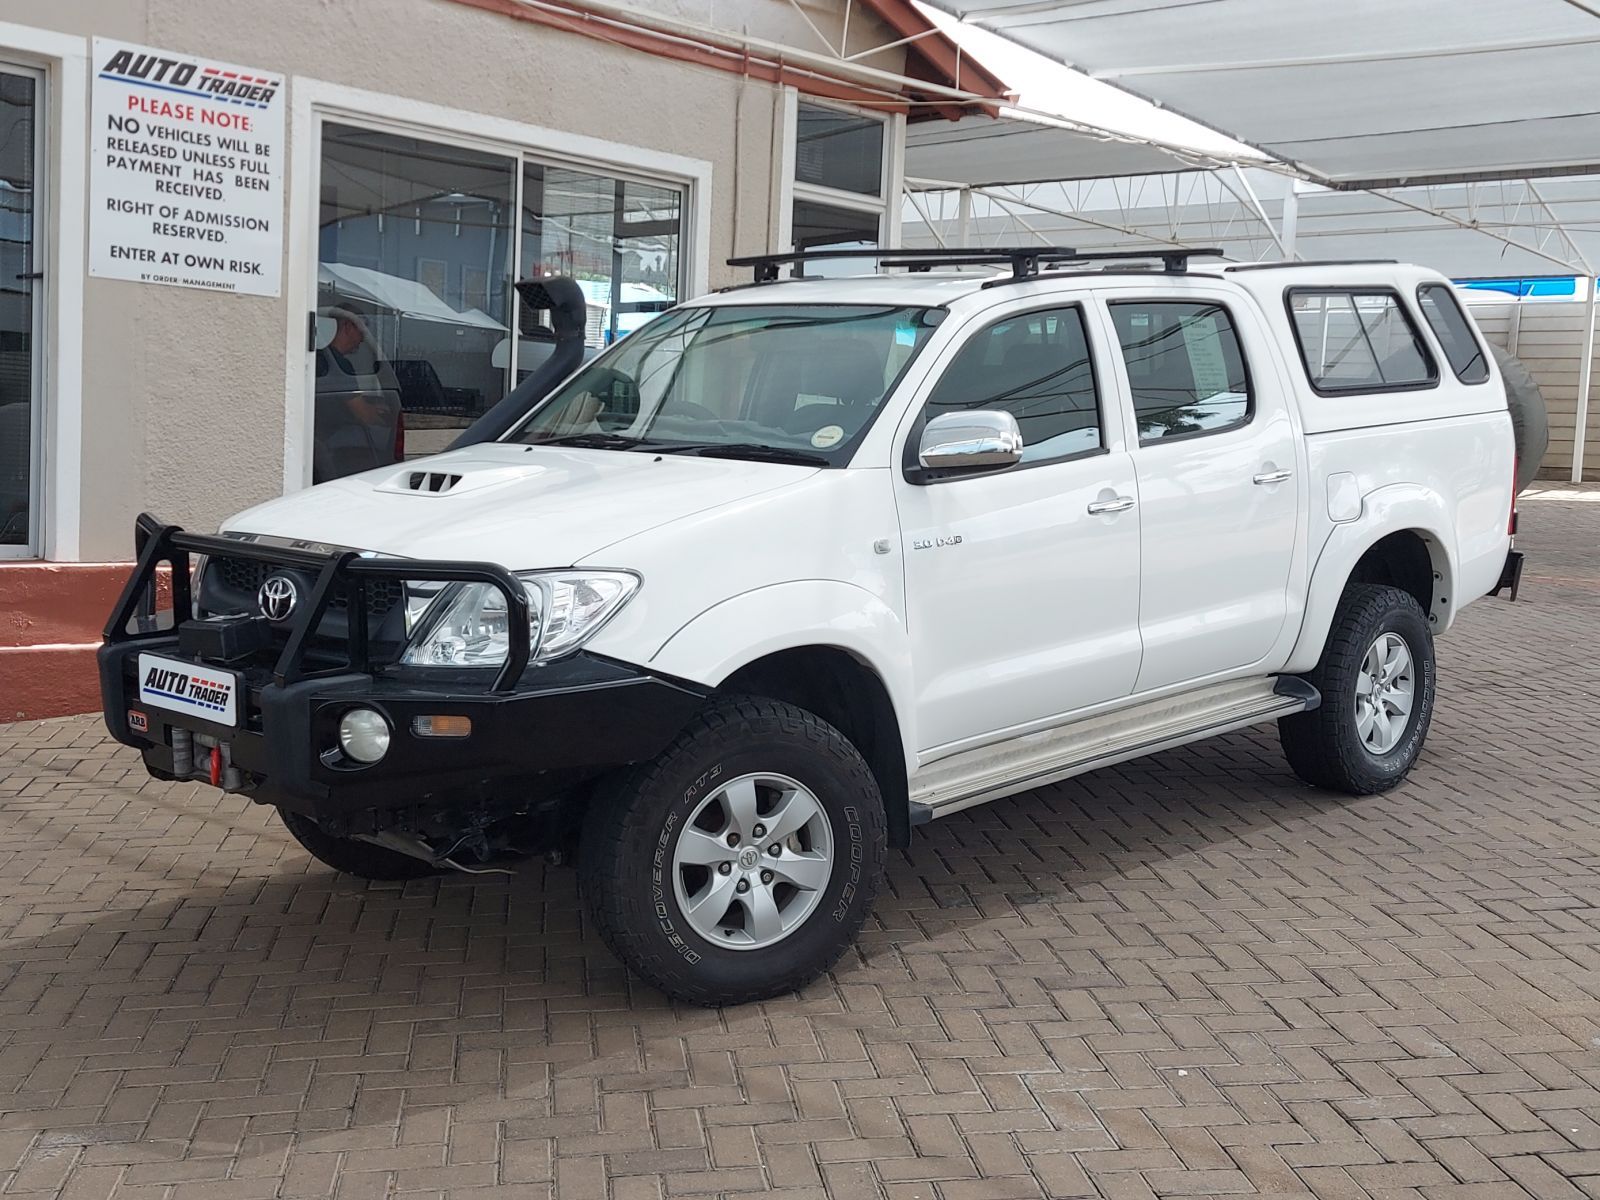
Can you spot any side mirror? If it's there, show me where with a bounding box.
[917,410,1024,472]
[312,315,338,351]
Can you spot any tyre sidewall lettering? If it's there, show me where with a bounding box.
[650,751,871,957]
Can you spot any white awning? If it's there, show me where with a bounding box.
[905,115,1216,186]
[917,0,1600,189]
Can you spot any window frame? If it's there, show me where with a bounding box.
[0,58,47,559]
[777,91,901,271]
[1283,286,1441,397]
[1106,297,1257,449]
[901,301,1110,486]
[1415,282,1491,386]
[290,88,708,490]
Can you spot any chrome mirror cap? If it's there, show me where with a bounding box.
[917,410,1024,471]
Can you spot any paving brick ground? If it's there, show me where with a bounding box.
[3,489,1599,1200]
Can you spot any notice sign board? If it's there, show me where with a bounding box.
[89,39,285,297]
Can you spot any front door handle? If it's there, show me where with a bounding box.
[1087,495,1136,515]
[1253,469,1293,485]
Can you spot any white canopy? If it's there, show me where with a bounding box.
[917,0,1600,189]
[905,115,1217,186]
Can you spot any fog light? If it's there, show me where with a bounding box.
[412,714,472,739]
[338,708,391,763]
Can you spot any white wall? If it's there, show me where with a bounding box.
[1468,300,1598,480]
[2,0,911,559]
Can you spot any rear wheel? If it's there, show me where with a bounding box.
[580,696,886,1006]
[1279,584,1437,795]
[279,810,438,881]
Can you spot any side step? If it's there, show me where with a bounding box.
[909,676,1319,823]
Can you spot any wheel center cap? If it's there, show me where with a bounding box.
[737,847,760,870]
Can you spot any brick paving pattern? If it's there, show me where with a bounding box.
[2,489,1599,1200]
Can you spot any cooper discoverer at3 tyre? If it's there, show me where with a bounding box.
[579,696,887,1006]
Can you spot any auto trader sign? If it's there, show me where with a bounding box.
[89,39,285,297]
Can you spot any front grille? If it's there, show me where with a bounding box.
[206,555,405,617]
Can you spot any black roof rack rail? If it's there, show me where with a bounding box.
[1223,259,1398,272]
[727,246,1226,286]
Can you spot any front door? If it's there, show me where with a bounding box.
[1102,292,1299,693]
[0,66,41,556]
[895,300,1142,753]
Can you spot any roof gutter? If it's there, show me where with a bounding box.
[445,0,1012,116]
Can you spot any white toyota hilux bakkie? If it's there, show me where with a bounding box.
[101,248,1525,1006]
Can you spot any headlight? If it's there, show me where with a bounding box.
[400,570,639,667]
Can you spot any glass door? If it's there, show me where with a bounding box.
[0,65,40,556]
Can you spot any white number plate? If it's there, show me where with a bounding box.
[136,653,240,726]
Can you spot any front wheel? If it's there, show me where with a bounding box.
[580,697,887,1006]
[1278,584,1437,795]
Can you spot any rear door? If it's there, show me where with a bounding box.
[893,298,1142,753]
[1098,289,1299,693]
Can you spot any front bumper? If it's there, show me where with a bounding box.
[100,640,705,822]
[99,515,706,828]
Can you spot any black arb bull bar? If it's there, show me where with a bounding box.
[99,514,705,822]
[106,512,534,691]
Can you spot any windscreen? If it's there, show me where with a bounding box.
[505,304,944,464]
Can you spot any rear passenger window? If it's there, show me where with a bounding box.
[1288,289,1437,393]
[924,306,1102,465]
[1108,301,1252,445]
[1417,283,1490,384]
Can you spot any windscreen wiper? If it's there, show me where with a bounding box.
[535,432,646,450]
[667,442,831,467]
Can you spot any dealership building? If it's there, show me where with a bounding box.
[0,0,1006,717]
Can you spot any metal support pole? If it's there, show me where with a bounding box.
[1574,277,1596,484]
[956,186,972,249]
[1281,182,1300,261]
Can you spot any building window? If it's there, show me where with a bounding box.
[787,99,892,274]
[314,122,686,481]
[0,66,40,553]
[521,164,681,365]
[795,102,884,197]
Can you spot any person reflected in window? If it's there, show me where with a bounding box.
[313,308,404,483]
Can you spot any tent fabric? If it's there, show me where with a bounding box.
[905,115,1214,185]
[916,0,1600,189]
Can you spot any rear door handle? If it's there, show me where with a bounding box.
[1253,469,1293,485]
[1087,495,1136,515]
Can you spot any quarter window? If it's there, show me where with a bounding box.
[924,307,1102,465]
[1109,301,1252,444]
[1417,283,1490,384]
[1288,289,1437,392]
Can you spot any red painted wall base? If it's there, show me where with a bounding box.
[0,562,139,722]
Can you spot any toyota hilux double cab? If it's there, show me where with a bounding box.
[100,247,1524,1006]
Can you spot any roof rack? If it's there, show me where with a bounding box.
[727,246,1226,286]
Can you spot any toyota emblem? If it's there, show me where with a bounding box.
[258,574,300,622]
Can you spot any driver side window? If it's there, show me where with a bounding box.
[924,306,1104,465]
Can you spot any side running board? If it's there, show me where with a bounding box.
[909,676,1320,824]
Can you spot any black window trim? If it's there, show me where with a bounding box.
[901,300,1110,486]
[1106,296,1257,450]
[1283,285,1441,397]
[1414,282,1491,387]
